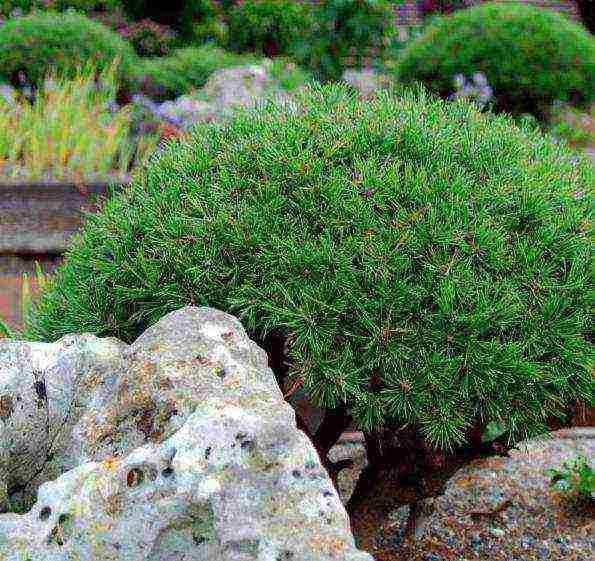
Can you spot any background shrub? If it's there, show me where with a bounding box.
[117,0,222,44]
[0,11,136,89]
[22,82,593,454]
[0,0,120,16]
[130,44,258,101]
[289,0,397,83]
[226,0,314,58]
[186,14,228,48]
[396,2,595,120]
[547,102,594,150]
[120,18,176,56]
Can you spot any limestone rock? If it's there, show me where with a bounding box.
[131,60,310,135]
[0,306,374,561]
[201,61,300,113]
[340,69,394,99]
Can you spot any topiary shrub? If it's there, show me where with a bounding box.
[226,0,314,58]
[130,44,259,101]
[395,2,595,121]
[289,0,397,83]
[0,11,136,89]
[21,82,593,541]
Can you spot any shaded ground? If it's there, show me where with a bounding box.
[331,429,594,561]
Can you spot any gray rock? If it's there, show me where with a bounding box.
[0,306,374,561]
[201,61,300,114]
[340,69,394,99]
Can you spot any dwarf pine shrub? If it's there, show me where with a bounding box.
[22,82,593,451]
[396,2,595,120]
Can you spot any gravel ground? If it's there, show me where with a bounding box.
[329,429,594,561]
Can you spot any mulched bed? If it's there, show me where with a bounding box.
[330,429,594,561]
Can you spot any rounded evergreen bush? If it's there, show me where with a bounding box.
[395,2,595,120]
[23,83,593,458]
[289,0,397,83]
[226,0,314,58]
[0,10,136,88]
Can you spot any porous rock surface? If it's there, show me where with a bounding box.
[0,306,374,561]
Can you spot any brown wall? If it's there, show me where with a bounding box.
[0,183,118,335]
[0,255,62,334]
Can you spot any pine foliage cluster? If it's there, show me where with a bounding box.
[22,83,593,450]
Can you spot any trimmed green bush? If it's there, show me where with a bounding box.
[226,0,314,57]
[289,0,397,83]
[23,83,593,456]
[396,2,595,120]
[130,44,259,100]
[0,11,136,88]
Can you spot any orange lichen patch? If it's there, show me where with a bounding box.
[221,331,236,344]
[194,354,220,369]
[104,491,123,517]
[141,360,157,377]
[129,388,155,408]
[0,394,14,421]
[309,534,349,555]
[82,371,106,392]
[87,422,114,443]
[102,457,121,471]
[159,377,173,390]
[117,379,131,401]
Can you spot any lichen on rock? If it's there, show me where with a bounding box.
[0,306,373,561]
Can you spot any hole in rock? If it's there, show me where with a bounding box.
[126,468,144,488]
[162,467,174,478]
[39,506,52,520]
